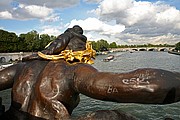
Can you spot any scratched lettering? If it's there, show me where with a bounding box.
[122,78,149,85]
[107,85,118,93]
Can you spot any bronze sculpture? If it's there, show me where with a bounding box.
[22,25,87,61]
[0,26,180,120]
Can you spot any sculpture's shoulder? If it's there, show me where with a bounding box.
[73,63,98,74]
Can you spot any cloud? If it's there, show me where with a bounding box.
[0,0,12,11]
[0,0,79,20]
[0,11,12,19]
[16,4,53,19]
[39,25,64,36]
[67,17,125,36]
[83,0,102,3]
[0,0,180,45]
[0,2,60,22]
[40,14,60,22]
[15,0,79,8]
[91,0,180,44]
[156,7,180,26]
[116,32,179,45]
[0,2,53,20]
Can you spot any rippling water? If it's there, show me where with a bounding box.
[0,51,180,120]
[72,51,180,120]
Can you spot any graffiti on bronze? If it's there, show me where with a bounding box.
[122,77,149,85]
[107,85,118,93]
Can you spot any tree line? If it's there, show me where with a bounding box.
[0,29,55,53]
[175,42,180,51]
[91,40,179,52]
[0,29,179,53]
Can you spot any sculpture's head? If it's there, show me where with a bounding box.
[65,25,87,52]
[73,25,83,34]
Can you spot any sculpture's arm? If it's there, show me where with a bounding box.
[0,64,23,91]
[75,66,180,104]
[41,31,73,55]
[22,31,74,61]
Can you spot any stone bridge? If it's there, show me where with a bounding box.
[0,52,33,63]
[0,47,176,63]
[109,47,175,52]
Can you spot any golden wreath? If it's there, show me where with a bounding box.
[38,41,96,64]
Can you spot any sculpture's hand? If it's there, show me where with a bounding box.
[22,54,42,62]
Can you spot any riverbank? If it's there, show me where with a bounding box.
[168,50,180,55]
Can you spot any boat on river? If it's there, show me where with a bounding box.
[168,50,180,55]
[103,55,115,62]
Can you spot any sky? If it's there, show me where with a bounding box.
[0,0,180,45]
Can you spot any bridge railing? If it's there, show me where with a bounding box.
[109,47,175,52]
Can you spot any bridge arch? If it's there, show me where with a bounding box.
[159,48,167,51]
[132,49,138,51]
[139,48,146,51]
[148,48,155,51]
[0,57,6,63]
[169,48,175,51]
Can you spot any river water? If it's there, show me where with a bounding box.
[72,51,180,120]
[0,51,180,120]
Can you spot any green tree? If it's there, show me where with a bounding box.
[96,39,109,51]
[175,42,180,51]
[24,30,39,51]
[91,41,98,51]
[147,44,154,47]
[18,34,28,51]
[50,35,56,41]
[109,42,117,48]
[0,29,19,52]
[89,40,110,51]
[39,34,53,50]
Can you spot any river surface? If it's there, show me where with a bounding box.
[0,51,180,120]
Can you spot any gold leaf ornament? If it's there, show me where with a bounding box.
[38,41,96,64]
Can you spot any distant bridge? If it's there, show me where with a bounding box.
[0,52,32,63]
[0,47,176,63]
[109,47,175,52]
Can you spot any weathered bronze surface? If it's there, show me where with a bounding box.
[1,26,180,119]
[0,60,180,119]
